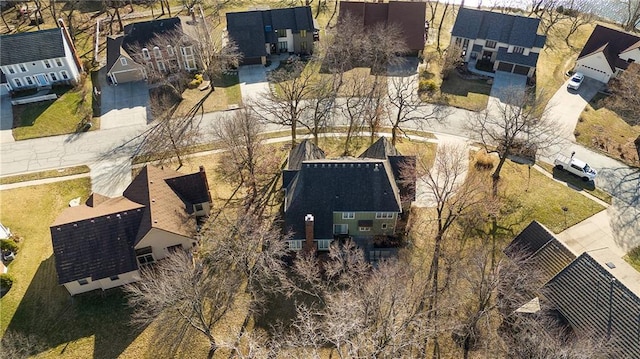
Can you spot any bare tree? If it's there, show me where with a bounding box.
[441,43,464,80]
[563,2,595,46]
[252,60,315,146]
[436,1,452,52]
[213,108,281,213]
[466,87,559,195]
[299,74,338,145]
[405,143,494,358]
[387,76,450,146]
[124,251,242,359]
[619,0,640,31]
[603,62,640,125]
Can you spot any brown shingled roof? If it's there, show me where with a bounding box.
[52,197,144,227]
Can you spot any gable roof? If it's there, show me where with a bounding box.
[543,249,640,358]
[505,221,576,282]
[51,197,145,284]
[106,35,127,72]
[284,158,402,239]
[51,165,212,285]
[451,8,546,49]
[577,25,640,72]
[359,137,401,159]
[122,17,182,53]
[1,28,66,65]
[123,166,203,243]
[226,6,314,59]
[339,1,426,51]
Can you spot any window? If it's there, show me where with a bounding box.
[43,60,52,68]
[513,46,524,54]
[55,58,63,67]
[167,45,174,56]
[486,40,496,49]
[19,64,27,72]
[142,48,150,60]
[157,61,166,72]
[317,239,332,251]
[628,58,636,63]
[25,77,33,85]
[333,224,348,234]
[278,41,288,52]
[13,78,22,87]
[110,275,120,281]
[49,72,58,81]
[167,244,182,253]
[342,212,355,219]
[7,66,15,74]
[359,227,371,232]
[120,57,128,66]
[136,246,155,265]
[154,46,162,58]
[181,46,193,56]
[277,29,286,37]
[300,29,307,37]
[78,278,89,285]
[60,70,69,79]
[381,223,388,230]
[375,212,394,219]
[288,240,303,250]
[300,41,307,52]
[194,203,204,211]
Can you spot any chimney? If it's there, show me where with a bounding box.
[304,214,316,253]
[57,19,84,73]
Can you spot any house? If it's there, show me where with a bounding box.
[450,8,546,78]
[574,24,640,83]
[543,249,640,358]
[0,20,83,92]
[106,17,198,85]
[50,165,212,295]
[339,1,427,55]
[283,137,415,260]
[226,6,316,65]
[505,222,640,357]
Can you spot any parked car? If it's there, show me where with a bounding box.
[554,153,597,181]
[567,72,584,90]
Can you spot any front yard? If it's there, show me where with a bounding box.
[12,76,97,141]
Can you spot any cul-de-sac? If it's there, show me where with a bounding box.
[0,1,639,358]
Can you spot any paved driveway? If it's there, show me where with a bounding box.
[238,55,283,104]
[545,76,602,140]
[98,69,149,129]
[0,87,14,143]
[489,71,528,106]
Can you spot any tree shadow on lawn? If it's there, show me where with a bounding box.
[440,73,491,98]
[5,256,145,359]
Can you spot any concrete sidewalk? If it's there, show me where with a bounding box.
[556,209,625,257]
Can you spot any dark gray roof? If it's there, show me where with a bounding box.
[1,28,65,65]
[106,35,125,72]
[122,17,182,54]
[496,46,540,67]
[164,170,212,205]
[543,252,640,358]
[51,205,144,284]
[451,8,545,49]
[578,24,640,72]
[226,6,314,59]
[359,137,401,159]
[284,159,402,239]
[288,139,326,170]
[505,221,575,282]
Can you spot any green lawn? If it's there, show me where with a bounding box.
[624,246,640,273]
[497,160,606,234]
[0,165,90,185]
[537,162,612,204]
[439,72,491,111]
[12,78,95,141]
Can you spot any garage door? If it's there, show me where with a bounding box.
[513,65,530,75]
[496,62,513,72]
[575,64,610,83]
[242,57,263,65]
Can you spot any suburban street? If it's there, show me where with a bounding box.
[0,64,638,255]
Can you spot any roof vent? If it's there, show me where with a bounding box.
[73,223,77,227]
[374,163,380,172]
[150,181,153,184]
[151,199,155,203]
[106,216,111,219]
[606,262,616,269]
[116,214,121,218]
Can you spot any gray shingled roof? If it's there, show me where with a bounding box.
[505,221,576,282]
[359,137,400,159]
[51,199,145,284]
[543,252,640,358]
[284,159,402,240]
[496,46,540,67]
[226,6,314,60]
[121,17,182,54]
[288,139,326,170]
[1,28,65,65]
[451,8,545,49]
